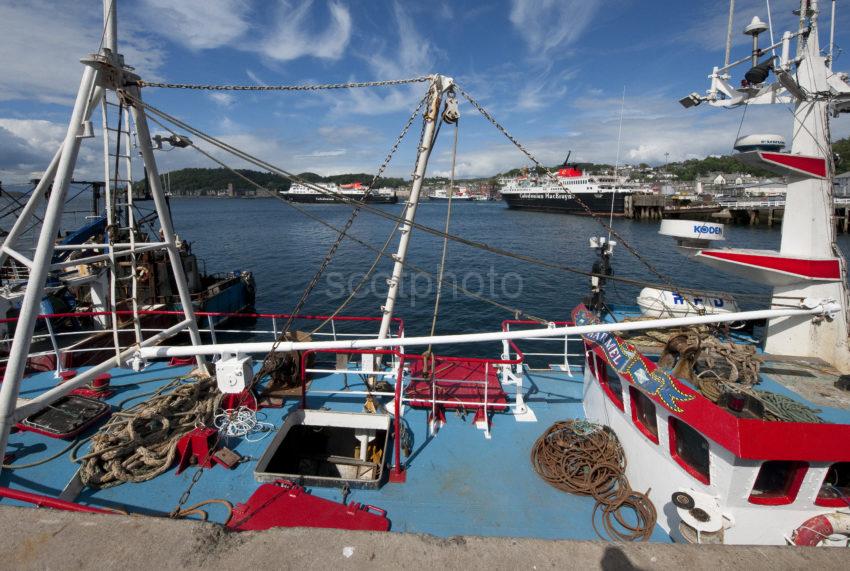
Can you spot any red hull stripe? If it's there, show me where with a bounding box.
[700,250,840,279]
[760,152,827,178]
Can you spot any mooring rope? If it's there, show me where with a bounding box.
[530,419,656,542]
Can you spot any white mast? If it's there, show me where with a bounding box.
[376,75,453,342]
[681,0,850,371]
[0,0,206,468]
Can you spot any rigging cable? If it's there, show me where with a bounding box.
[142,112,548,323]
[126,91,797,305]
[428,101,460,350]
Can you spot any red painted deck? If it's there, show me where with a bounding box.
[405,359,508,411]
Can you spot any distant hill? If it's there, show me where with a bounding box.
[144,168,407,195]
[148,136,850,193]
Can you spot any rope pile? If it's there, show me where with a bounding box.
[530,420,656,542]
[78,375,220,488]
[623,323,823,423]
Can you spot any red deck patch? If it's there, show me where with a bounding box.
[405,359,508,411]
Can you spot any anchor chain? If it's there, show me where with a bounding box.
[138,77,431,91]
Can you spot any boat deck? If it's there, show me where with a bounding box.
[0,359,671,541]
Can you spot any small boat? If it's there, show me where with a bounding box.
[428,187,474,201]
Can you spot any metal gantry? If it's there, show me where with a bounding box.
[0,0,206,467]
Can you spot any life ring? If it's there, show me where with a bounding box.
[791,512,850,546]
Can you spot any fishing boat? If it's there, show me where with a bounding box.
[1,0,850,554]
[0,175,255,374]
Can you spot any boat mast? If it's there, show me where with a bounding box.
[0,0,207,468]
[376,75,453,342]
[682,0,850,371]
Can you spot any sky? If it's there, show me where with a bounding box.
[1,0,849,184]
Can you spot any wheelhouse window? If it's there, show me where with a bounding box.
[629,386,658,444]
[595,356,624,411]
[748,461,808,505]
[816,462,850,507]
[669,417,710,484]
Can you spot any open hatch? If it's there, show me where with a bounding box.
[255,409,390,489]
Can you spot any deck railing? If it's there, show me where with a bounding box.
[0,309,404,378]
[500,319,583,375]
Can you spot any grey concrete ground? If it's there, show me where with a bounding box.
[0,506,845,570]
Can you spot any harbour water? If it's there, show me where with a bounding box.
[170,197,850,337]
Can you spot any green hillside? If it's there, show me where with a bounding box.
[150,136,850,193]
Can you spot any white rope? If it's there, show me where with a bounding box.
[213,406,274,442]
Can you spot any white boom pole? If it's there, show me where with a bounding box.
[126,85,206,365]
[136,303,838,359]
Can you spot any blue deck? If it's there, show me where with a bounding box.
[0,360,673,541]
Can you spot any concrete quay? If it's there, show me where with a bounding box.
[0,506,846,570]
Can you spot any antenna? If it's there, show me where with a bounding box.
[724,0,736,66]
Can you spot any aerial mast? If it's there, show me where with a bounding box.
[679,0,850,371]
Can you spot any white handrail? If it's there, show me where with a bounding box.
[138,303,838,359]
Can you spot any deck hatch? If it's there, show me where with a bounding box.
[255,409,390,489]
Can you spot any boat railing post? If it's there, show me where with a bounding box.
[43,314,64,378]
[271,316,278,339]
[330,319,337,342]
[207,315,217,345]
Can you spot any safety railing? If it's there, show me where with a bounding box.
[298,347,525,442]
[501,319,582,375]
[0,309,404,378]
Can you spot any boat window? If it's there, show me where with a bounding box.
[816,462,850,507]
[598,358,624,410]
[669,417,710,484]
[629,386,659,443]
[748,461,808,505]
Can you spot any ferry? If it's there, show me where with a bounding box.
[499,164,638,215]
[428,187,474,201]
[278,182,398,204]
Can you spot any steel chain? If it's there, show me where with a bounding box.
[138,77,431,91]
[171,466,205,516]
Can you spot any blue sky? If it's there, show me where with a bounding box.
[1,0,848,183]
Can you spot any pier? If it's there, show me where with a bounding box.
[624,195,850,232]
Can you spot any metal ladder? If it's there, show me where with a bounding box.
[101,94,143,358]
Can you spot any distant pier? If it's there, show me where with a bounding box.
[624,194,850,233]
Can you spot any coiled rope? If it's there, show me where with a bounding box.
[530,420,656,541]
[77,375,221,488]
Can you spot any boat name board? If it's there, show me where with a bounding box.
[573,306,695,413]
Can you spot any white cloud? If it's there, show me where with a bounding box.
[0,118,101,182]
[0,1,165,104]
[139,0,251,50]
[509,0,600,57]
[332,2,439,117]
[258,1,352,62]
[208,93,236,107]
[246,69,268,86]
